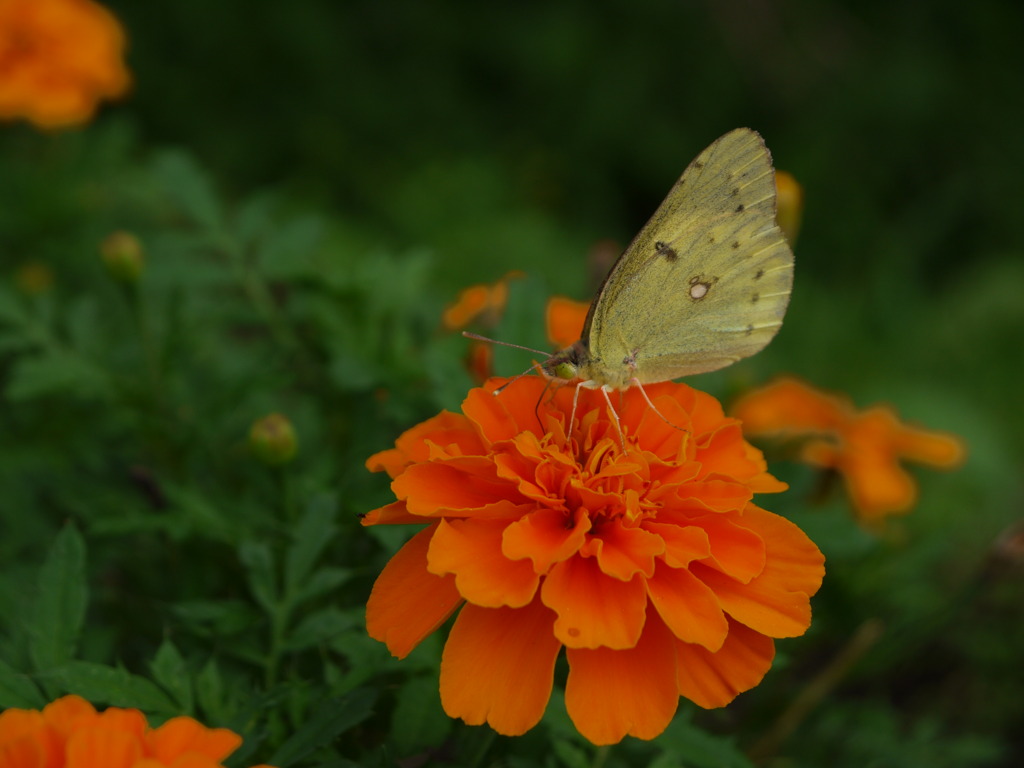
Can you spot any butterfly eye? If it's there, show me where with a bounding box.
[553,361,578,381]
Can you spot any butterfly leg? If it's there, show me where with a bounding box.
[600,385,628,452]
[631,377,690,434]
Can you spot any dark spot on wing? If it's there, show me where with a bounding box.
[731,187,740,196]
[708,235,716,244]
[754,268,764,280]
[732,241,740,250]
[745,324,754,336]
[694,161,704,169]
[735,204,745,212]
[751,293,759,303]
[654,241,678,262]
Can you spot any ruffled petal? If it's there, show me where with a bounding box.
[429,519,539,607]
[360,500,421,526]
[564,608,679,745]
[366,525,463,658]
[440,598,560,736]
[394,458,528,518]
[145,717,241,763]
[693,506,824,638]
[582,519,663,580]
[676,619,776,708]
[502,507,590,574]
[541,555,646,649]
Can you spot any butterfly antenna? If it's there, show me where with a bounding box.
[462,331,552,396]
[462,331,550,357]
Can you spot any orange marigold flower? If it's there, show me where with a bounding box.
[731,377,966,522]
[363,377,825,745]
[0,0,130,129]
[442,271,523,331]
[545,295,589,350]
[0,695,273,768]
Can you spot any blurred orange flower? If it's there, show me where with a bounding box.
[441,271,523,331]
[545,295,589,349]
[774,170,803,246]
[731,377,966,522]
[364,377,824,745]
[0,695,274,768]
[0,0,130,129]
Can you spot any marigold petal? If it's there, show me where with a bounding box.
[581,520,663,580]
[442,285,490,330]
[647,562,729,651]
[0,733,46,768]
[365,411,478,477]
[691,512,766,584]
[892,421,966,467]
[463,380,551,443]
[545,296,589,349]
[692,506,824,638]
[541,556,646,649]
[564,608,679,745]
[843,450,917,520]
[502,508,590,574]
[673,479,752,513]
[66,726,141,768]
[676,619,776,708]
[428,519,539,607]
[439,598,560,736]
[696,423,768,482]
[41,695,97,738]
[393,459,527,518]
[146,717,241,763]
[366,525,463,658]
[731,377,851,434]
[0,708,45,745]
[644,523,710,568]
[360,500,421,526]
[94,708,146,742]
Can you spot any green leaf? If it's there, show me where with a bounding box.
[46,661,178,713]
[267,688,377,767]
[194,659,227,723]
[6,352,108,402]
[285,494,339,596]
[0,658,44,708]
[294,567,352,606]
[388,676,451,758]
[149,639,193,712]
[29,525,87,672]
[284,607,359,652]
[239,540,277,613]
[152,151,225,234]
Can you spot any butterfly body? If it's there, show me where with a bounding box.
[541,127,794,391]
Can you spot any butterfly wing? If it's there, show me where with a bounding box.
[580,128,794,388]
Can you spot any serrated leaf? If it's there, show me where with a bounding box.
[285,494,338,595]
[6,352,108,402]
[267,688,377,766]
[239,541,277,613]
[0,658,44,708]
[150,639,192,712]
[29,525,87,672]
[47,661,177,713]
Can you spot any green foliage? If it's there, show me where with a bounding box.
[2,1,1023,766]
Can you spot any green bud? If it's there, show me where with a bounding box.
[250,413,298,465]
[101,230,144,282]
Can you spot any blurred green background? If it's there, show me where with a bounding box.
[2,1,1022,766]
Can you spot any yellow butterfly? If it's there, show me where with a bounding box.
[542,127,794,392]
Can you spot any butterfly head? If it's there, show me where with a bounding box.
[541,341,588,382]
